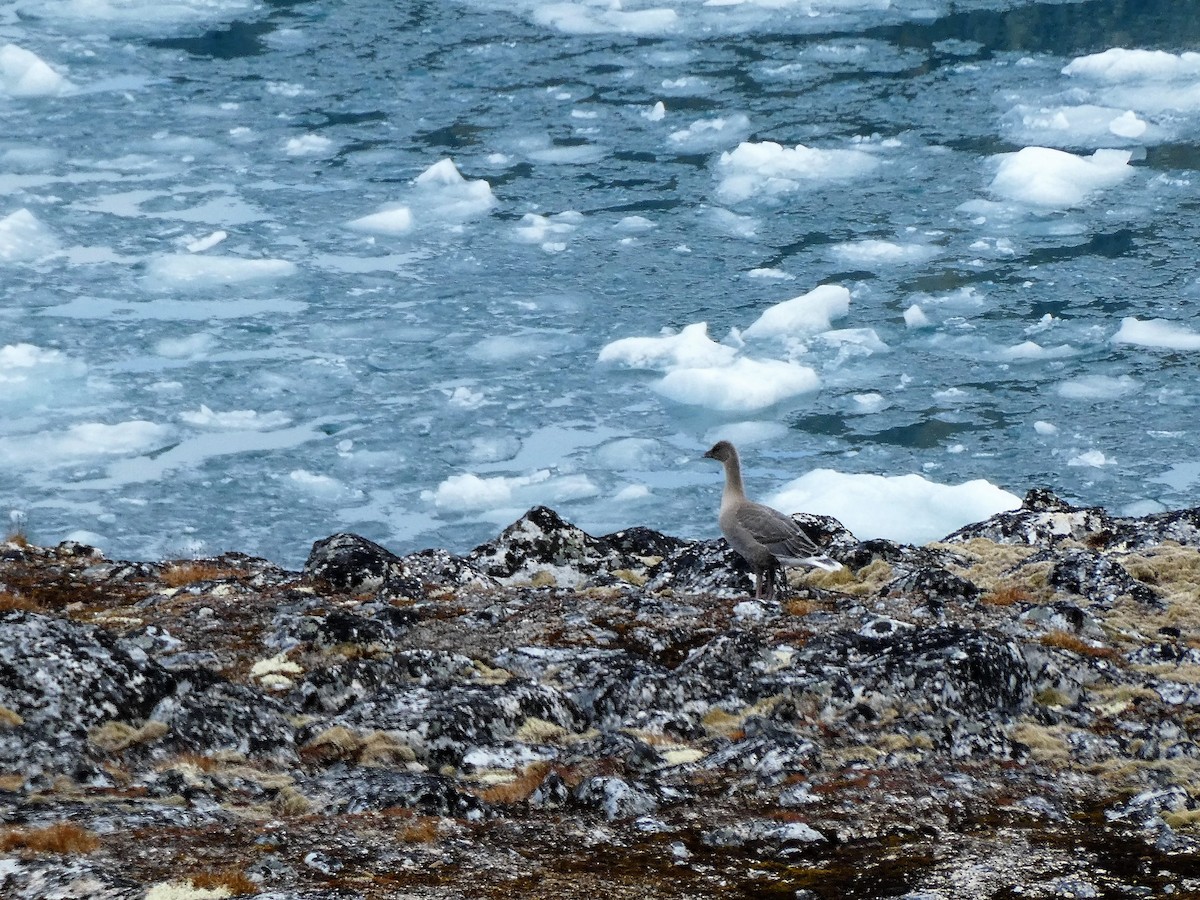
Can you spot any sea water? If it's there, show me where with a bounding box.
[2,0,1199,566]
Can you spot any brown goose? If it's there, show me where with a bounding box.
[703,440,841,599]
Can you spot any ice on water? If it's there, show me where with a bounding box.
[3,0,1199,563]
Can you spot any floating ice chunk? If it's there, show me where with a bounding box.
[830,239,937,266]
[532,3,678,35]
[180,405,292,430]
[0,208,59,262]
[284,134,334,156]
[447,386,486,409]
[655,357,820,411]
[0,343,86,409]
[903,304,930,328]
[614,215,654,232]
[289,469,363,502]
[852,393,886,412]
[642,101,666,121]
[1056,374,1139,400]
[424,469,598,513]
[527,144,606,165]
[0,44,71,98]
[613,484,650,502]
[414,158,497,219]
[819,328,889,354]
[1033,421,1058,435]
[1109,110,1148,138]
[1063,49,1200,83]
[716,141,878,203]
[599,322,736,370]
[667,114,750,152]
[346,205,413,235]
[769,470,1021,546]
[989,147,1133,208]
[185,230,228,253]
[1003,104,1152,146]
[742,284,851,340]
[515,211,583,244]
[26,0,259,32]
[708,207,758,239]
[155,333,214,358]
[0,420,171,466]
[1069,450,1112,467]
[145,254,297,287]
[996,340,1077,361]
[748,268,794,280]
[1112,317,1200,351]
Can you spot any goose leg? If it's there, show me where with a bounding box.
[753,566,764,599]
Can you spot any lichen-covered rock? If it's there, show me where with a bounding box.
[0,611,175,782]
[572,775,659,820]
[468,506,617,587]
[309,768,487,818]
[398,547,499,591]
[1047,548,1162,607]
[304,532,421,596]
[885,566,981,606]
[643,538,753,597]
[944,488,1119,547]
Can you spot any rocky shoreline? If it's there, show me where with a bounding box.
[3,491,1200,899]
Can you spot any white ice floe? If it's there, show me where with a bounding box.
[514,211,583,246]
[284,134,334,156]
[702,420,789,447]
[989,147,1133,208]
[1033,421,1059,435]
[1112,317,1200,351]
[184,230,228,253]
[599,321,736,370]
[994,340,1077,361]
[24,0,258,31]
[180,405,292,430]
[742,284,851,339]
[667,114,751,152]
[144,254,298,287]
[288,469,363,502]
[1063,48,1200,83]
[1002,105,1153,147]
[655,357,819,411]
[829,239,938,266]
[716,140,879,203]
[903,304,930,328]
[642,101,666,121]
[0,208,59,262]
[532,3,678,35]
[769,469,1022,546]
[0,344,86,410]
[346,206,413,235]
[1056,374,1139,400]
[424,469,598,513]
[0,44,71,98]
[0,420,171,466]
[347,158,495,233]
[1069,449,1112,468]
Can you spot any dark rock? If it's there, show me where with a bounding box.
[1047,548,1163,607]
[943,492,1118,547]
[398,547,499,591]
[469,506,615,587]
[0,611,175,782]
[311,768,487,818]
[885,566,981,605]
[643,538,753,597]
[601,525,686,562]
[304,532,421,597]
[572,775,659,820]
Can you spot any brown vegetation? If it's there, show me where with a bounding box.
[190,868,259,896]
[1039,630,1120,659]
[161,561,244,588]
[0,591,43,613]
[982,584,1034,606]
[0,822,100,854]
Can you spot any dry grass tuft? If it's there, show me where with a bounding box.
[0,706,25,728]
[5,530,30,548]
[982,584,1034,606]
[473,762,559,804]
[0,591,43,613]
[161,562,242,588]
[0,822,100,854]
[190,869,258,896]
[783,597,818,617]
[1039,630,1119,659]
[89,719,169,752]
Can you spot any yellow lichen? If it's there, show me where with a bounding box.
[88,719,169,752]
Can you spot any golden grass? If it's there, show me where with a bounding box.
[161,562,242,588]
[982,584,1034,606]
[472,762,566,804]
[190,870,258,897]
[0,591,42,613]
[4,530,30,548]
[0,822,100,854]
[1039,630,1120,660]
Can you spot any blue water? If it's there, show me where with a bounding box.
[2,0,1199,566]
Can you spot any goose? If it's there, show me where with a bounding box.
[704,440,841,599]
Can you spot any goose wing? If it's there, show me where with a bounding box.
[731,501,842,571]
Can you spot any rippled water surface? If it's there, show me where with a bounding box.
[2,0,1199,564]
